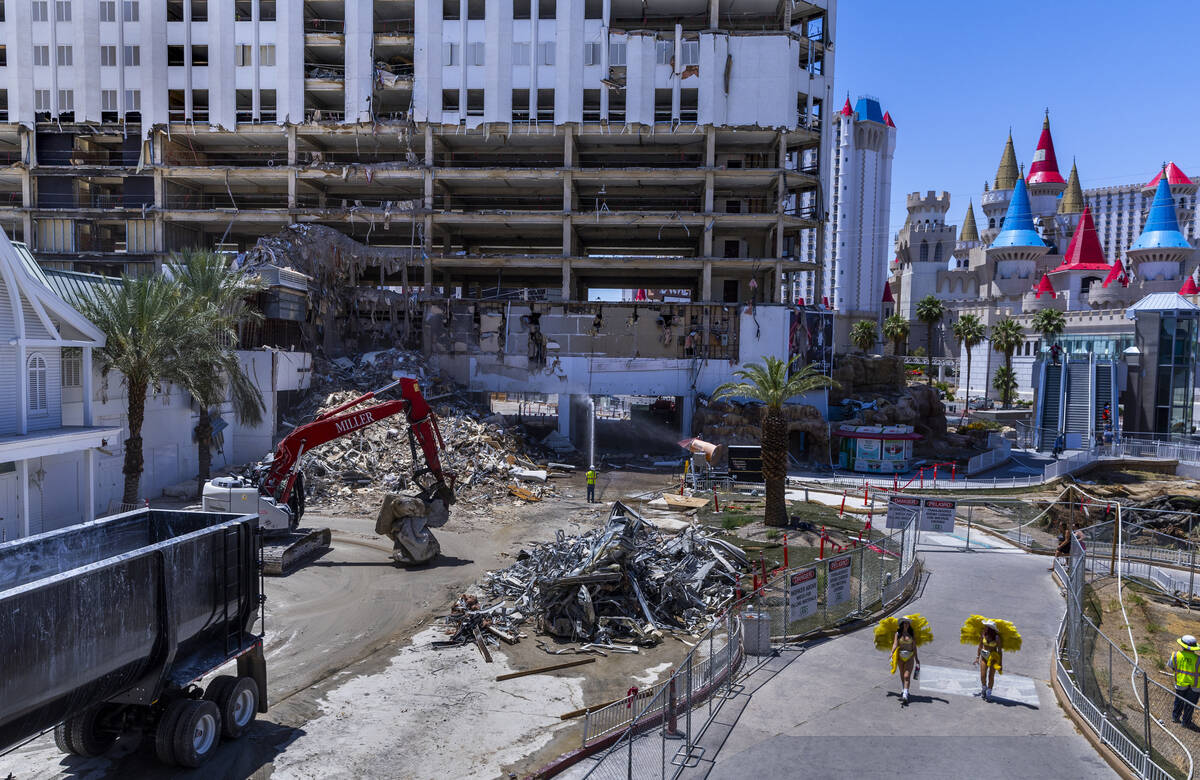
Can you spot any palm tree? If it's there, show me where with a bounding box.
[849,320,877,354]
[712,357,834,527]
[915,295,945,385]
[992,366,1017,406]
[990,317,1025,409]
[882,314,909,357]
[170,250,266,493]
[75,275,218,505]
[952,314,986,399]
[1031,308,1066,360]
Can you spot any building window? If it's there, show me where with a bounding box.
[681,40,699,66]
[538,41,555,66]
[235,45,252,66]
[441,89,459,113]
[57,90,72,112]
[55,1,71,22]
[62,348,81,388]
[919,240,929,262]
[512,42,530,66]
[56,45,72,66]
[35,90,50,112]
[100,1,115,21]
[33,1,49,22]
[28,354,48,413]
[583,42,600,66]
[125,89,140,111]
[123,45,140,66]
[608,42,626,66]
[443,43,459,66]
[101,45,117,66]
[259,0,275,21]
[122,0,138,22]
[101,89,118,111]
[259,44,275,66]
[655,41,672,65]
[467,42,485,66]
[33,46,50,67]
[191,0,208,21]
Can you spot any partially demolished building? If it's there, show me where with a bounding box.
[4,0,836,440]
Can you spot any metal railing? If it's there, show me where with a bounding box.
[577,507,922,778]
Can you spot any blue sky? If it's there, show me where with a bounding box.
[834,0,1199,244]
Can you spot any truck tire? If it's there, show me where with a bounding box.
[171,699,221,768]
[155,700,190,766]
[54,707,117,757]
[205,675,258,739]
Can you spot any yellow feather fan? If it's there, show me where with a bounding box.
[960,614,1022,652]
[874,613,933,651]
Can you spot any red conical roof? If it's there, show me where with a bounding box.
[1052,206,1110,271]
[881,284,894,303]
[840,98,854,116]
[1147,162,1193,188]
[1027,113,1066,186]
[1034,274,1056,298]
[796,297,805,306]
[883,111,895,128]
[1102,257,1128,288]
[1180,277,1199,295]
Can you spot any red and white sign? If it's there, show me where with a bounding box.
[920,498,957,533]
[886,496,922,529]
[827,556,852,607]
[787,567,819,622]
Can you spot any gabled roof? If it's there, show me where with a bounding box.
[1147,162,1192,188]
[1034,274,1056,298]
[960,201,980,242]
[1058,161,1084,214]
[0,232,105,346]
[994,133,1020,190]
[1131,176,1191,252]
[1027,112,1065,186]
[43,268,122,306]
[1103,257,1129,288]
[1051,206,1110,272]
[1126,292,1200,319]
[990,176,1046,249]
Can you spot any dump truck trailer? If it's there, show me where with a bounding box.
[0,509,266,768]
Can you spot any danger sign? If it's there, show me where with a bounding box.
[886,496,922,529]
[788,567,819,622]
[827,556,852,607]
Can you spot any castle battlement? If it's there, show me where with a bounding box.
[906,191,951,212]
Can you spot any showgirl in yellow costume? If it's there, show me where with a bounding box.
[874,614,933,704]
[960,615,1022,701]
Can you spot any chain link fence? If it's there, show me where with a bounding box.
[574,507,922,779]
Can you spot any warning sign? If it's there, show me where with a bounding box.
[827,556,852,607]
[920,498,957,533]
[886,496,922,529]
[787,568,819,622]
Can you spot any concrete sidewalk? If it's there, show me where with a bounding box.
[690,533,1113,779]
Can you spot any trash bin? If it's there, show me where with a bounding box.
[742,611,773,656]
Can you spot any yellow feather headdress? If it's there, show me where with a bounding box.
[874,613,933,651]
[960,614,1022,652]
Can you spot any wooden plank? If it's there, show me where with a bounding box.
[559,696,624,720]
[495,657,595,681]
[473,627,493,663]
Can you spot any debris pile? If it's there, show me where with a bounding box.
[290,347,558,511]
[460,503,749,650]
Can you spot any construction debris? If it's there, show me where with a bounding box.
[494,658,595,682]
[287,347,559,513]
[472,502,749,648]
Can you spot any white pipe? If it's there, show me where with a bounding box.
[588,396,596,469]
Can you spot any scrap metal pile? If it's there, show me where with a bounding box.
[290,348,557,512]
[446,503,749,651]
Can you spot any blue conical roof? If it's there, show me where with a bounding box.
[989,176,1045,249]
[1131,176,1191,252]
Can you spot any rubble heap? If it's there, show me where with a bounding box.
[470,503,749,648]
[291,348,556,510]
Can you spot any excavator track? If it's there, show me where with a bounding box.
[261,527,332,576]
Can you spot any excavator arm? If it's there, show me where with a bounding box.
[257,377,454,516]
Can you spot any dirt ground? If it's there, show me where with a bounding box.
[0,469,708,780]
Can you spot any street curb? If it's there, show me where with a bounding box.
[1050,659,1138,780]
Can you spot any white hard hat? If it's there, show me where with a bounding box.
[1182,635,1198,650]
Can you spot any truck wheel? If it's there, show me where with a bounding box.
[205,676,258,739]
[155,700,190,766]
[55,707,117,757]
[171,700,221,768]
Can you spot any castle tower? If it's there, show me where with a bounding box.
[1026,111,1067,219]
[954,200,981,268]
[893,191,955,330]
[1047,205,1113,310]
[1052,160,1085,247]
[981,132,1019,243]
[1143,162,1198,243]
[1128,174,1193,282]
[987,174,1048,287]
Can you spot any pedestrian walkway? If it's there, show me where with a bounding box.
[686,530,1114,778]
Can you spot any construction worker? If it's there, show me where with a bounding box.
[585,467,597,503]
[1166,635,1200,726]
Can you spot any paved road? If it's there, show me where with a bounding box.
[693,530,1114,779]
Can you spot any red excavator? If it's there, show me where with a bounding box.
[202,377,455,572]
